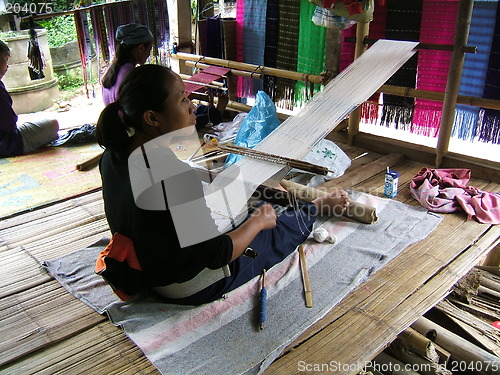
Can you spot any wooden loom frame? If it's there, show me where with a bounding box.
[170,0,500,183]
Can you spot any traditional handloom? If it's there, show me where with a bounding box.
[201,39,418,232]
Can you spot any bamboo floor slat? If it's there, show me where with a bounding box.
[0,143,498,374]
[0,281,105,366]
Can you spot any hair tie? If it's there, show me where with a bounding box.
[116,103,135,137]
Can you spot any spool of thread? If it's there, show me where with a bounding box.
[312,227,336,244]
[259,269,267,330]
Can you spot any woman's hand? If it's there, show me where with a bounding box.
[250,203,278,230]
[227,203,277,261]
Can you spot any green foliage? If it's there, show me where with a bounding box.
[55,71,84,91]
[0,31,18,38]
[39,15,76,48]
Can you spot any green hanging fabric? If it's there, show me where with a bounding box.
[294,0,326,107]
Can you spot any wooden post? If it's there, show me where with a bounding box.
[347,21,370,145]
[167,0,193,75]
[435,0,474,167]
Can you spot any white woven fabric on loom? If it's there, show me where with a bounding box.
[205,40,419,232]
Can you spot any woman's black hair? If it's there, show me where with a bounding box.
[96,64,176,154]
[102,43,139,88]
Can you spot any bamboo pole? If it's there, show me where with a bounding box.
[412,316,500,375]
[435,0,474,167]
[179,73,225,88]
[172,52,323,84]
[379,85,500,111]
[344,37,477,54]
[347,21,370,145]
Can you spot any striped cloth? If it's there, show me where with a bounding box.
[198,17,224,59]
[380,0,423,130]
[361,1,387,123]
[263,0,279,101]
[453,0,498,141]
[275,0,301,109]
[412,0,459,137]
[243,0,268,96]
[477,2,500,144]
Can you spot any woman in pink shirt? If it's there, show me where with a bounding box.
[101,24,153,106]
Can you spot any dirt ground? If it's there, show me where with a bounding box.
[17,84,105,131]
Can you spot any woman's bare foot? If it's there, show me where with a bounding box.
[312,189,350,216]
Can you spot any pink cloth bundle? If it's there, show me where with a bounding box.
[410,168,500,224]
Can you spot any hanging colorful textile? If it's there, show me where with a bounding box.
[103,1,134,59]
[198,17,224,59]
[263,0,279,101]
[235,0,246,98]
[360,1,386,123]
[74,9,94,98]
[222,18,238,98]
[222,19,237,61]
[27,25,45,80]
[90,6,109,85]
[477,3,500,144]
[275,0,301,109]
[412,0,458,137]
[380,0,422,129]
[294,0,326,106]
[339,23,356,72]
[243,0,267,97]
[453,1,498,141]
[338,2,386,123]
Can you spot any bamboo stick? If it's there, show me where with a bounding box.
[344,37,477,54]
[435,0,474,167]
[172,52,323,84]
[347,21,370,146]
[398,328,441,363]
[76,153,102,171]
[412,316,500,375]
[372,352,422,375]
[379,85,500,111]
[387,339,450,375]
[179,73,225,88]
[298,245,313,308]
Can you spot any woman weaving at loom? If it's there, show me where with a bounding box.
[96,65,349,305]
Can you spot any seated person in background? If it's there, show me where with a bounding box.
[101,23,153,106]
[0,40,59,157]
[96,65,349,305]
[194,91,229,130]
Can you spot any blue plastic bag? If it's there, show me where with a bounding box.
[225,91,281,166]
